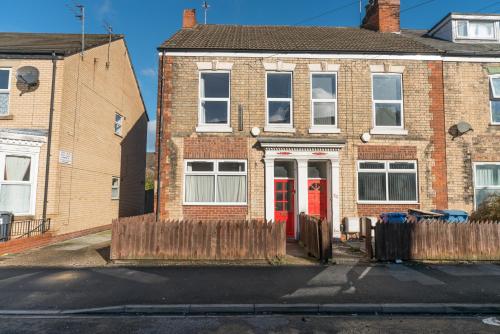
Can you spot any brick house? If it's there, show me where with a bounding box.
[0,33,147,236]
[156,1,500,239]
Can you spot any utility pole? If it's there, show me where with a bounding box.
[202,1,210,24]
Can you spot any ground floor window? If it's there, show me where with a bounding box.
[184,160,247,205]
[0,151,37,215]
[357,160,418,203]
[474,163,500,209]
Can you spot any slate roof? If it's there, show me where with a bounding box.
[0,33,123,56]
[401,29,500,57]
[159,24,437,54]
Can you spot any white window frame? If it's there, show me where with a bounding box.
[265,71,294,133]
[0,145,39,216]
[183,159,247,206]
[197,71,232,133]
[0,68,12,116]
[111,176,120,200]
[455,20,497,40]
[490,75,500,125]
[114,113,123,136]
[357,160,419,204]
[371,73,406,134]
[473,162,500,210]
[309,72,339,134]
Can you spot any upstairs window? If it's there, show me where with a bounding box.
[491,75,500,124]
[372,74,403,129]
[456,20,496,40]
[114,113,123,136]
[0,69,11,116]
[266,72,293,128]
[198,72,230,130]
[311,73,337,127]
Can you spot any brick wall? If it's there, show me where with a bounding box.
[184,137,247,159]
[183,206,248,220]
[357,145,417,160]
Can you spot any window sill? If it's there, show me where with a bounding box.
[370,128,408,136]
[264,126,296,133]
[196,125,233,133]
[183,203,248,206]
[0,115,14,120]
[309,127,341,134]
[357,201,419,205]
[490,123,500,126]
[114,132,123,138]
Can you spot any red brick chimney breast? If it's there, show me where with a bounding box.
[362,0,400,33]
[182,9,197,29]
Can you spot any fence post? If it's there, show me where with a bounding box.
[364,217,373,259]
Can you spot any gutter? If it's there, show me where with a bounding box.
[155,50,165,221]
[42,52,57,221]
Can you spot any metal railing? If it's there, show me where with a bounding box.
[0,218,51,242]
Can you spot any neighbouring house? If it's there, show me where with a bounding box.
[0,32,148,237]
[155,0,500,239]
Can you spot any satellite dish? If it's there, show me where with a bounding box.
[16,66,39,94]
[457,121,472,134]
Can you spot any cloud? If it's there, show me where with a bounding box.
[141,68,156,78]
[147,120,156,152]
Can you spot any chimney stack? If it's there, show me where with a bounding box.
[182,9,197,29]
[362,0,400,33]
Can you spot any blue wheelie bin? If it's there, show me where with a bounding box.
[380,212,407,224]
[431,210,468,223]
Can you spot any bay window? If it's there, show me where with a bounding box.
[490,75,500,124]
[0,69,11,116]
[198,71,231,132]
[358,161,418,203]
[474,163,500,209]
[266,72,293,130]
[372,73,404,130]
[311,73,338,131]
[184,160,246,205]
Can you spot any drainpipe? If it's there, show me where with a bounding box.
[156,50,165,221]
[42,52,57,221]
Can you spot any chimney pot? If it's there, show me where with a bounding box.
[182,9,197,29]
[362,0,400,33]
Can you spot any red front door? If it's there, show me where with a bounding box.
[308,179,327,221]
[274,179,295,238]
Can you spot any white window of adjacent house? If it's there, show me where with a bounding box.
[473,163,500,209]
[111,176,120,200]
[266,72,293,131]
[372,73,404,131]
[0,69,11,116]
[357,161,418,203]
[456,20,496,40]
[0,154,36,215]
[184,160,247,205]
[490,75,500,125]
[198,71,231,132]
[114,113,123,136]
[310,72,338,131]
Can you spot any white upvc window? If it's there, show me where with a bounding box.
[265,72,294,132]
[0,149,39,215]
[114,113,123,136]
[197,71,231,132]
[357,160,418,204]
[473,162,500,209]
[310,72,339,133]
[490,75,500,125]
[456,20,496,40]
[371,73,404,133]
[111,176,120,200]
[184,160,247,205]
[0,68,11,116]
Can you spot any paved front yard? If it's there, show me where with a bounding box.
[0,231,112,267]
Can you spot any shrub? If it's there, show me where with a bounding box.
[469,194,500,221]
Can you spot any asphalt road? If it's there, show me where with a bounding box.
[0,263,499,310]
[1,315,499,334]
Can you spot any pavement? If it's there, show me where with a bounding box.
[1,315,499,333]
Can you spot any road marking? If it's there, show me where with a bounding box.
[358,267,372,280]
[483,317,500,326]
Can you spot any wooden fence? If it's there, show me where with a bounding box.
[374,219,500,261]
[110,214,286,261]
[298,213,332,262]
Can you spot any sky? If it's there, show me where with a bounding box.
[2,0,500,151]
